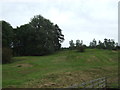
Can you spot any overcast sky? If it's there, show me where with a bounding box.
[0,0,119,47]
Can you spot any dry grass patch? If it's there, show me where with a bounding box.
[87,56,99,62]
[23,71,94,88]
[52,56,66,63]
[16,64,33,67]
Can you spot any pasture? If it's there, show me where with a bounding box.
[2,49,118,88]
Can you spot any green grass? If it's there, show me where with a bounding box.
[2,49,119,88]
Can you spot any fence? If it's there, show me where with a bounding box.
[66,77,107,88]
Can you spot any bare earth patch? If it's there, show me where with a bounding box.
[16,64,33,67]
[112,50,117,53]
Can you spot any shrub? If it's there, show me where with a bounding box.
[2,47,13,64]
[77,46,85,52]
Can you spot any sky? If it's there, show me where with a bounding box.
[0,0,119,47]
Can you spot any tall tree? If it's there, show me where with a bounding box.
[1,20,13,63]
[104,38,108,49]
[76,40,85,52]
[98,40,103,49]
[13,24,34,56]
[53,24,64,51]
[76,40,83,48]
[13,15,64,56]
[2,20,13,48]
[93,38,97,48]
[89,39,97,48]
[69,40,75,50]
[76,40,80,48]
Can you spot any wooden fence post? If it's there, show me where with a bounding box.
[105,77,107,88]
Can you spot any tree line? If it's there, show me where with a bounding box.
[2,14,119,64]
[69,38,119,51]
[89,38,119,50]
[2,15,64,63]
[69,40,86,52]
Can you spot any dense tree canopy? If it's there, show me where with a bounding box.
[2,14,119,62]
[69,39,85,52]
[1,20,13,63]
[13,24,34,56]
[13,15,64,56]
[2,20,13,48]
[89,38,118,50]
[69,38,119,52]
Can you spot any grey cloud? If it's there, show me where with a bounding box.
[0,0,118,47]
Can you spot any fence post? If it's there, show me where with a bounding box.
[97,78,99,88]
[83,82,86,88]
[92,80,94,88]
[105,77,107,88]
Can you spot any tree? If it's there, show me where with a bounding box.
[69,40,75,50]
[1,20,13,63]
[97,40,104,49]
[2,47,13,64]
[13,24,34,56]
[89,39,97,48]
[89,42,93,48]
[76,40,85,52]
[104,38,108,49]
[103,38,115,50]
[2,20,13,48]
[115,43,120,49]
[93,38,97,48]
[29,15,64,55]
[54,24,64,51]
[76,40,80,48]
[110,39,115,49]
[13,15,64,56]
[96,38,117,50]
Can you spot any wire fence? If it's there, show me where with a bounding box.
[66,77,107,88]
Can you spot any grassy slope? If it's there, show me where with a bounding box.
[2,49,119,88]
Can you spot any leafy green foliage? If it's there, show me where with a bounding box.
[2,20,13,48]
[89,38,97,48]
[13,15,64,56]
[76,40,85,52]
[69,39,85,52]
[1,20,13,64]
[2,47,13,64]
[69,40,75,50]
[89,38,118,50]
[77,45,85,52]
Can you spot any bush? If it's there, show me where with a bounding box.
[77,46,85,52]
[2,47,13,64]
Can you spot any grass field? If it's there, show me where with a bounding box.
[2,49,119,88]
